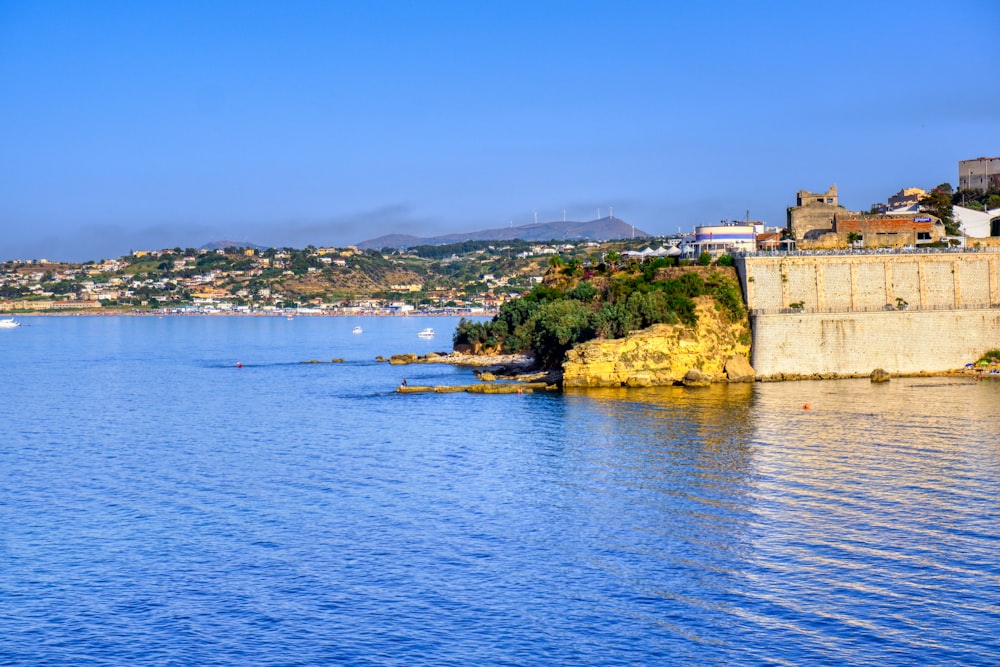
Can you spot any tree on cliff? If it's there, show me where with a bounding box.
[920,184,959,236]
[454,262,746,369]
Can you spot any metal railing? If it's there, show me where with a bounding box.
[739,246,1000,259]
[750,302,1000,316]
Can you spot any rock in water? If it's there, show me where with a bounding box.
[870,368,891,383]
[724,355,755,383]
[682,369,711,387]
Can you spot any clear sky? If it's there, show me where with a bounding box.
[2,1,998,262]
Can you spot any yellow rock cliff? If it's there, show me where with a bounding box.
[562,296,753,387]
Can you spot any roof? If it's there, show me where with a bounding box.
[954,205,1000,238]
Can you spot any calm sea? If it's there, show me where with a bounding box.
[2,316,999,666]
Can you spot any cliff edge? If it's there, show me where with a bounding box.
[562,296,753,387]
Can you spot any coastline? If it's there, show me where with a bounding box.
[6,310,496,318]
[12,312,995,384]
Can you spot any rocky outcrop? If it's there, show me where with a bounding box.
[724,355,755,383]
[397,381,557,394]
[682,369,711,387]
[870,368,891,383]
[562,296,753,387]
[386,351,534,368]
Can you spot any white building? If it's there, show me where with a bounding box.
[691,224,756,256]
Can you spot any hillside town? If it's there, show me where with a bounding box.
[0,241,590,315]
[3,157,999,316]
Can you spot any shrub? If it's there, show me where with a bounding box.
[567,280,597,302]
[977,349,1000,364]
[713,281,746,322]
[456,262,748,365]
[531,300,598,368]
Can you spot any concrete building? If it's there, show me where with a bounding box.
[959,157,1000,192]
[887,187,926,210]
[692,224,756,256]
[787,185,845,240]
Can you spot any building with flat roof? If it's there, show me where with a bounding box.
[692,224,756,256]
[959,157,1000,192]
[887,187,926,210]
[787,185,845,240]
[834,214,944,247]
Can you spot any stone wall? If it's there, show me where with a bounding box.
[735,251,1000,376]
[736,252,1000,313]
[751,309,1000,376]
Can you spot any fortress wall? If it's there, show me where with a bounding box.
[737,253,1000,313]
[923,262,955,307]
[823,262,852,310]
[787,263,819,307]
[892,262,921,307]
[735,253,1000,376]
[746,262,784,310]
[751,309,1000,376]
[854,262,887,308]
[962,259,992,306]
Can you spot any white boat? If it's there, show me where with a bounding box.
[0,318,20,329]
[417,327,435,338]
[352,326,363,334]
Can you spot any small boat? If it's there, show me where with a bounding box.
[352,326,363,334]
[0,318,20,329]
[417,327,435,338]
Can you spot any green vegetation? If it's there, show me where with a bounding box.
[454,262,746,368]
[920,183,959,235]
[955,187,1000,214]
[2,237,699,313]
[977,349,1000,365]
[408,239,534,260]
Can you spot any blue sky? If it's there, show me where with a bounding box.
[2,1,998,262]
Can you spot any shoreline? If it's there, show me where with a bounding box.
[10,312,996,384]
[3,310,495,318]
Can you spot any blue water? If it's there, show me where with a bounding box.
[2,316,999,665]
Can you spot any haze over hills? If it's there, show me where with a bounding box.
[356,217,652,250]
[200,240,270,251]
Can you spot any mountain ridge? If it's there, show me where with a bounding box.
[357,217,651,250]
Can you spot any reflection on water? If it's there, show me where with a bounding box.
[2,318,999,665]
[562,379,1000,664]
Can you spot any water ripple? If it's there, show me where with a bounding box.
[2,320,999,664]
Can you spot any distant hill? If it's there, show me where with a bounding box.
[357,217,651,250]
[200,240,270,251]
